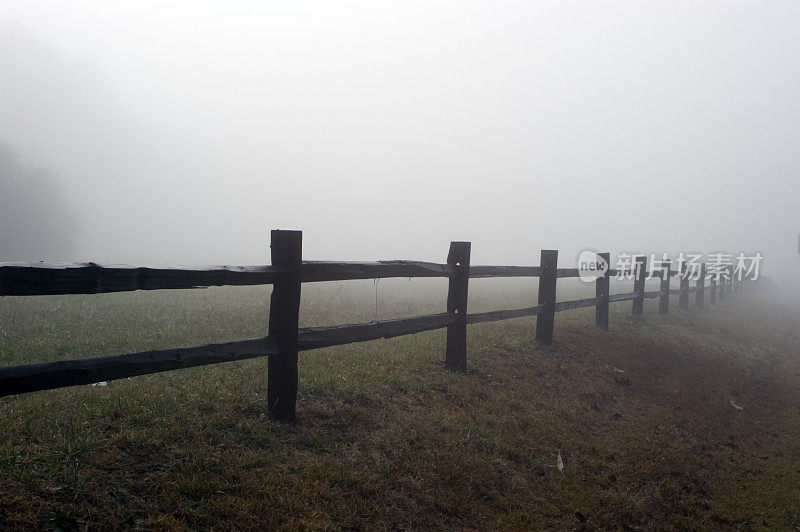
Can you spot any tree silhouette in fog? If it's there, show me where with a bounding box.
[0,142,78,261]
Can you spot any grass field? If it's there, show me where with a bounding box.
[1,280,799,529]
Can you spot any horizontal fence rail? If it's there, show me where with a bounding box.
[0,313,461,398]
[0,263,680,296]
[0,263,280,296]
[465,305,544,325]
[468,265,541,278]
[0,230,766,421]
[300,261,456,282]
[297,313,458,350]
[554,297,600,312]
[0,262,694,297]
[0,338,278,397]
[0,261,460,296]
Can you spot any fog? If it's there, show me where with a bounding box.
[1,1,799,281]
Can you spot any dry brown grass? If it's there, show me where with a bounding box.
[1,286,799,530]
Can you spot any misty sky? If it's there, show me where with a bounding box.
[1,1,798,279]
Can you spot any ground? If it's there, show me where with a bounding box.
[1,282,799,530]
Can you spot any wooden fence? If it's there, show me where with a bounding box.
[0,230,764,421]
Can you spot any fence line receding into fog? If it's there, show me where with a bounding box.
[0,230,764,421]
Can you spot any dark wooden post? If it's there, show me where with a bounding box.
[679,261,690,310]
[445,241,471,372]
[536,250,558,348]
[595,252,610,330]
[728,266,734,297]
[268,230,302,422]
[695,263,705,308]
[632,255,647,315]
[658,260,671,315]
[710,275,717,305]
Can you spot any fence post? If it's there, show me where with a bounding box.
[695,263,705,308]
[658,260,671,315]
[595,252,610,330]
[632,255,647,315]
[710,274,717,305]
[267,230,302,422]
[536,250,558,348]
[679,260,690,310]
[445,241,471,372]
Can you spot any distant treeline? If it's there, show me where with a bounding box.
[0,142,78,261]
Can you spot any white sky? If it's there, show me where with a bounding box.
[1,1,799,279]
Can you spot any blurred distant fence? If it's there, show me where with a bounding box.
[0,230,766,421]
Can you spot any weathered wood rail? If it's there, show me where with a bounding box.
[0,230,764,421]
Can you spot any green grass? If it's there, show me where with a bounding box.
[1,280,798,529]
